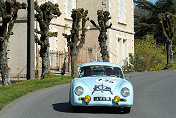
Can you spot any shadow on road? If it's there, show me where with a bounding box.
[52,102,127,114]
[53,102,73,113]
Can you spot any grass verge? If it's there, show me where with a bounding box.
[0,75,72,110]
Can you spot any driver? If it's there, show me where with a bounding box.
[84,67,92,77]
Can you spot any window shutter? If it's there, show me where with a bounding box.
[67,0,72,18]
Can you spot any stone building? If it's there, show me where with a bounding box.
[77,0,134,66]
[1,0,134,80]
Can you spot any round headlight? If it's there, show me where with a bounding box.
[121,87,130,97]
[75,86,84,96]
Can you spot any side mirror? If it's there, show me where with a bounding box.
[72,74,75,79]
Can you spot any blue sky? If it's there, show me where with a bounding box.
[148,0,158,3]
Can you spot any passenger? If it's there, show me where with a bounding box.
[106,68,113,76]
[114,67,122,78]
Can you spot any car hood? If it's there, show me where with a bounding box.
[76,76,124,92]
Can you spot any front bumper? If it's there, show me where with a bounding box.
[71,93,133,107]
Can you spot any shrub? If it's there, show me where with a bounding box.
[164,63,176,70]
[133,52,147,72]
[43,72,53,79]
[129,35,167,72]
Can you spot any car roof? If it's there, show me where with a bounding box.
[79,62,122,68]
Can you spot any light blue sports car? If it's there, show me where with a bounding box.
[69,62,133,113]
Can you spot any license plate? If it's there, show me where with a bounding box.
[94,97,111,101]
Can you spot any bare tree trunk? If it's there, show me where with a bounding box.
[0,40,11,85]
[166,41,174,65]
[99,31,109,62]
[61,53,67,75]
[71,47,78,76]
[71,55,77,77]
[41,46,50,78]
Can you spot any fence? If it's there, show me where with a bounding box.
[36,51,70,73]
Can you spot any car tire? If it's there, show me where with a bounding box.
[123,107,131,113]
[72,106,80,112]
[69,88,71,104]
[69,98,71,104]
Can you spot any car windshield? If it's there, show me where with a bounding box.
[78,65,124,78]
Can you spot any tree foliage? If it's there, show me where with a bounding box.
[34,1,61,78]
[90,10,112,62]
[63,8,89,76]
[134,0,176,42]
[134,6,158,39]
[135,0,176,14]
[0,0,26,85]
[135,0,176,66]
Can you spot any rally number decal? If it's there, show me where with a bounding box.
[96,78,116,84]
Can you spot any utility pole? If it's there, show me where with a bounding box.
[27,0,35,80]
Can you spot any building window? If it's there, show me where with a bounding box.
[49,27,58,52]
[48,0,57,4]
[123,39,128,61]
[117,37,128,65]
[119,0,125,23]
[118,38,122,64]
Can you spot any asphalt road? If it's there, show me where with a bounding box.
[0,70,176,118]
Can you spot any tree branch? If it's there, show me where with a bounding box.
[62,33,71,45]
[90,20,100,30]
[48,32,57,37]
[106,23,112,29]
[35,35,42,45]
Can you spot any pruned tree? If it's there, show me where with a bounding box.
[90,10,112,62]
[0,0,26,85]
[34,1,61,78]
[63,8,89,76]
[158,12,176,64]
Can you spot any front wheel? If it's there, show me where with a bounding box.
[72,106,82,112]
[123,107,131,113]
[69,87,71,104]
